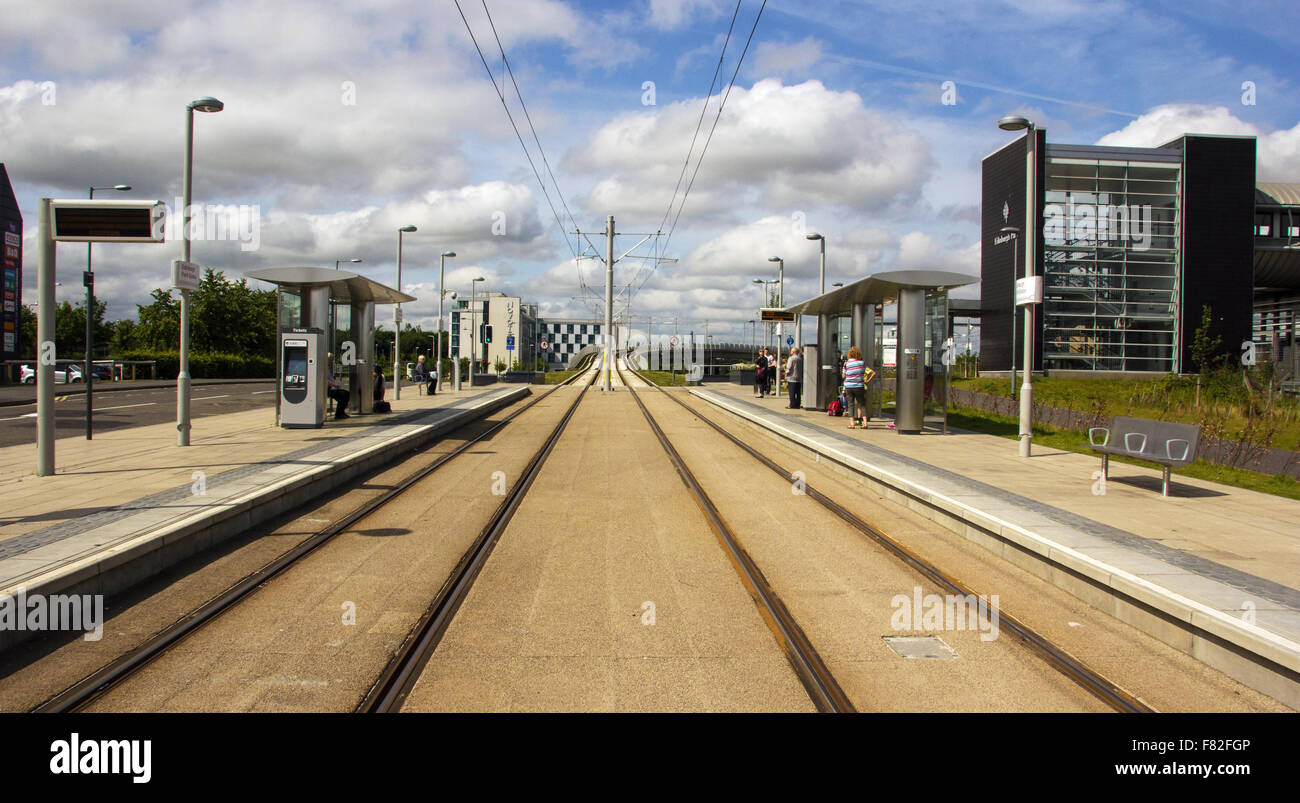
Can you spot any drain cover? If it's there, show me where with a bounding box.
[883,635,957,659]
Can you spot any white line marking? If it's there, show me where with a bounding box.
[251,390,276,395]
[192,395,229,401]
[95,402,157,412]
[0,412,38,422]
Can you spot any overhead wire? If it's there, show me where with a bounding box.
[454,0,585,275]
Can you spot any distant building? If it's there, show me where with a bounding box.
[450,292,538,371]
[536,317,606,368]
[0,164,22,363]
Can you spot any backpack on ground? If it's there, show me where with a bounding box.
[827,398,843,416]
[373,400,392,413]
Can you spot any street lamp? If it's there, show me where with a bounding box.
[753,278,777,351]
[437,250,456,392]
[1000,226,1020,398]
[178,96,223,447]
[832,282,844,288]
[335,258,362,270]
[85,183,131,440]
[806,233,826,295]
[470,276,484,387]
[394,225,416,400]
[768,256,785,396]
[998,114,1037,457]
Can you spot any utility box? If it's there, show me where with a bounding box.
[280,328,326,428]
[801,343,838,410]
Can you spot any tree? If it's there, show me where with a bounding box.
[134,288,180,351]
[494,356,507,374]
[1190,304,1224,373]
[1190,303,1224,409]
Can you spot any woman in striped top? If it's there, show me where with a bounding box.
[842,346,875,429]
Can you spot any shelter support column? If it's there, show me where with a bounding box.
[351,300,375,414]
[896,287,925,433]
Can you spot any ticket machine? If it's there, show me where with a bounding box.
[280,328,326,428]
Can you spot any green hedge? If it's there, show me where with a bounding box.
[113,350,274,379]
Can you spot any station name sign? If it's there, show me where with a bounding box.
[760,307,795,322]
[171,259,201,291]
[52,199,166,243]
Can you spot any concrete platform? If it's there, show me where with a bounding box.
[0,383,528,651]
[690,383,1300,709]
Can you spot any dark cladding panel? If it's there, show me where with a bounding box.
[982,139,1025,371]
[981,130,1045,371]
[1178,136,1256,371]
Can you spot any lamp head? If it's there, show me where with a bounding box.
[806,233,823,241]
[768,256,782,263]
[113,184,132,191]
[442,250,456,258]
[400,225,417,233]
[188,97,224,113]
[348,258,362,263]
[998,115,1032,131]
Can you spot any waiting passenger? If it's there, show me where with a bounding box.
[325,353,350,420]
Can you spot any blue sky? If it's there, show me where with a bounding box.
[2,0,1297,344]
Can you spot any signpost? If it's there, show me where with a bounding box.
[37,198,167,475]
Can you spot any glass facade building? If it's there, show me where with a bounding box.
[981,133,1257,375]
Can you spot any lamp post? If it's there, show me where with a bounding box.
[85,183,131,440]
[437,250,456,392]
[999,114,1038,457]
[753,278,777,352]
[1000,226,1020,398]
[394,225,416,400]
[768,256,784,396]
[806,233,826,295]
[331,258,361,365]
[470,276,484,387]
[179,96,223,447]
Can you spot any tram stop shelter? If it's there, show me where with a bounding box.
[783,270,977,434]
[245,267,415,419]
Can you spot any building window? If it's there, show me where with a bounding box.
[1255,212,1272,237]
[1041,158,1180,372]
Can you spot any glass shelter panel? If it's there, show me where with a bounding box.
[923,290,949,430]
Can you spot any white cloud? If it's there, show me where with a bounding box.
[567,79,933,218]
[1097,103,1300,182]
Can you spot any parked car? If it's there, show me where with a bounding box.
[19,364,83,384]
[90,362,114,381]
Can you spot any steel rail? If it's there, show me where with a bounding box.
[359,367,599,712]
[627,363,1154,714]
[33,357,598,714]
[617,362,855,713]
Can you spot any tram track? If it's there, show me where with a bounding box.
[359,366,598,712]
[621,359,1153,714]
[31,357,598,714]
[618,362,855,713]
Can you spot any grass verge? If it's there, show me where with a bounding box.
[946,405,1300,501]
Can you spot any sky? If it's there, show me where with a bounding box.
[3,0,1299,347]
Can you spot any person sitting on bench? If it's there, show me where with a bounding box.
[372,365,391,413]
[326,353,350,420]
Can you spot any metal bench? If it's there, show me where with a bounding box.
[1088,416,1200,496]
